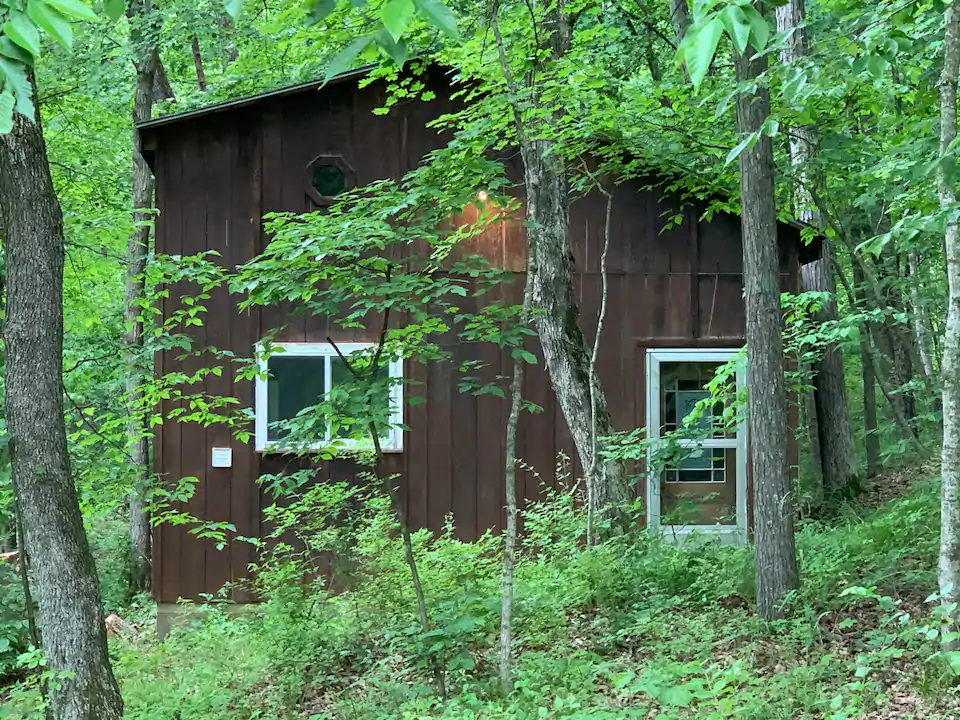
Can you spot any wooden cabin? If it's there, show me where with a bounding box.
[139,64,819,624]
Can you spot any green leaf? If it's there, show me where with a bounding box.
[413,0,458,39]
[375,28,408,67]
[0,89,14,134]
[382,0,414,41]
[27,0,74,49]
[660,686,693,707]
[865,53,890,78]
[684,17,724,91]
[103,0,126,22]
[725,132,754,165]
[45,0,98,21]
[721,5,751,54]
[3,11,42,57]
[0,57,35,119]
[223,0,243,19]
[743,4,769,51]
[944,651,960,675]
[0,36,34,64]
[324,35,372,83]
[309,0,338,22]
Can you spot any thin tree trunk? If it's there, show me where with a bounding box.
[0,86,123,720]
[499,256,534,695]
[735,28,799,620]
[327,287,445,698]
[191,35,207,91]
[15,515,40,650]
[220,13,239,68]
[854,262,880,477]
[938,0,960,646]
[777,0,859,499]
[491,1,630,518]
[127,0,159,595]
[801,386,824,500]
[908,251,937,383]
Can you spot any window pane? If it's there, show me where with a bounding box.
[330,356,392,440]
[659,361,732,438]
[661,447,737,526]
[312,163,347,197]
[267,356,325,442]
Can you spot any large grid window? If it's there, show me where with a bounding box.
[254,342,403,453]
[645,348,747,535]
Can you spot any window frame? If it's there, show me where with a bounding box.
[645,348,747,538]
[254,341,404,454]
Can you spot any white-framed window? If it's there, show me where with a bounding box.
[645,348,747,538]
[254,342,404,454]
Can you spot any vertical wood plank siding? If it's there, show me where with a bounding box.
[146,71,809,602]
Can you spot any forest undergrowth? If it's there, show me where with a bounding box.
[1,466,956,720]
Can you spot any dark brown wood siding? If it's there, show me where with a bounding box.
[146,72,806,603]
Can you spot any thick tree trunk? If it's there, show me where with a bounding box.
[0,96,123,720]
[735,35,799,620]
[494,1,630,514]
[520,144,629,512]
[777,0,859,499]
[805,246,859,496]
[127,5,159,594]
[938,0,960,644]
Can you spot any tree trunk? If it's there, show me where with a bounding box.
[854,262,880,477]
[776,0,859,499]
[499,259,534,695]
[908,250,938,387]
[735,32,799,620]
[191,35,207,91]
[220,13,239,68]
[127,0,160,594]
[152,50,175,102]
[669,0,689,45]
[0,92,123,720]
[493,1,630,515]
[938,0,960,644]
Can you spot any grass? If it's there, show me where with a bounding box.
[1,472,957,719]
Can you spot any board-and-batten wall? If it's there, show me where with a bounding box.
[148,75,801,603]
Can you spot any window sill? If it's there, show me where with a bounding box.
[255,443,404,456]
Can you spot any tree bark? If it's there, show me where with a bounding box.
[938,0,960,644]
[499,256,534,695]
[776,0,859,499]
[191,35,207,92]
[669,0,690,45]
[152,50,175,102]
[493,1,630,515]
[734,31,799,620]
[908,250,937,385]
[854,262,880,477]
[0,91,123,720]
[127,0,160,594]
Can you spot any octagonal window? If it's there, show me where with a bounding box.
[305,154,355,206]
[312,163,347,197]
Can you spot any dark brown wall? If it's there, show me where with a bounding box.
[146,72,802,603]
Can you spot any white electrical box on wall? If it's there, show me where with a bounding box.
[211,447,233,468]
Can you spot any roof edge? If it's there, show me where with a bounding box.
[136,62,382,131]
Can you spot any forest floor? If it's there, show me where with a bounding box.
[2,466,959,719]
